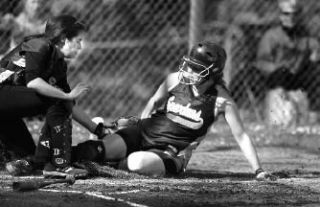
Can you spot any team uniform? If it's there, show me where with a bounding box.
[24,37,75,170]
[0,36,74,169]
[257,25,319,91]
[114,82,225,174]
[256,0,320,127]
[72,41,276,180]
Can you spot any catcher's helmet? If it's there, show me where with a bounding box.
[179,41,227,85]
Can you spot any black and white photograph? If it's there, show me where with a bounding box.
[1,0,320,206]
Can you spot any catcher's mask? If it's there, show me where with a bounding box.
[178,41,227,85]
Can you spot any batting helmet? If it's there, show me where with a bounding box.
[179,41,227,85]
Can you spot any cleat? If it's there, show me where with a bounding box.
[6,159,33,176]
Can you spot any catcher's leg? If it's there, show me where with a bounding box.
[32,122,51,168]
[0,119,36,158]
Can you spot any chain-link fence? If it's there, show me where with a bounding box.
[1,0,320,122]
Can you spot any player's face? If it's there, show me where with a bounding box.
[25,0,41,16]
[60,33,85,59]
[280,11,298,28]
[178,56,211,85]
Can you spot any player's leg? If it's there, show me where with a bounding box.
[0,85,50,119]
[72,126,142,162]
[122,151,166,177]
[0,119,36,158]
[5,122,50,176]
[32,121,51,168]
[41,103,87,178]
[44,103,73,169]
[121,148,184,177]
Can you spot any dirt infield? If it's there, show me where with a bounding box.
[1,123,320,206]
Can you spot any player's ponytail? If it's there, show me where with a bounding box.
[44,15,87,45]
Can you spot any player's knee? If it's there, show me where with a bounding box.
[72,140,105,162]
[126,151,166,177]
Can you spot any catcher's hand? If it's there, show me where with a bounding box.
[255,168,277,181]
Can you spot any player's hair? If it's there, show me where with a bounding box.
[44,15,87,45]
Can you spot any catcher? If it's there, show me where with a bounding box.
[72,41,276,180]
[4,15,108,178]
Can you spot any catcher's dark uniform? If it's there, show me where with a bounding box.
[0,36,73,167]
[117,83,220,174]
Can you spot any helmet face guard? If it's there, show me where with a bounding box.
[178,41,226,85]
[178,56,214,85]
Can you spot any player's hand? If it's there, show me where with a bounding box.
[177,141,199,172]
[94,122,113,139]
[255,169,277,181]
[68,83,90,100]
[112,116,140,130]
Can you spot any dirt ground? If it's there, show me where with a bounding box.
[1,122,320,207]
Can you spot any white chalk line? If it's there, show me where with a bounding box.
[40,188,150,207]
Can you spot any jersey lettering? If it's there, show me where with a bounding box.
[166,96,204,129]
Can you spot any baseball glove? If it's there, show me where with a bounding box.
[111,116,140,130]
[93,116,140,139]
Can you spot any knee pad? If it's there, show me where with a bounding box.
[72,140,105,162]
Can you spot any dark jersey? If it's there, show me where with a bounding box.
[140,83,218,150]
[257,25,313,75]
[21,37,71,93]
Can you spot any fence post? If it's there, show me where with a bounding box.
[189,0,205,50]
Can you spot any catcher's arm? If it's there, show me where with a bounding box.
[141,72,179,119]
[73,106,99,133]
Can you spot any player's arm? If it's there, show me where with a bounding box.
[256,31,289,74]
[309,37,320,62]
[27,78,89,100]
[140,72,179,119]
[72,107,113,139]
[72,106,97,133]
[24,44,89,100]
[256,32,278,73]
[222,98,261,171]
[218,87,276,181]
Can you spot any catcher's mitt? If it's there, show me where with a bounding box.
[111,116,140,130]
[93,116,140,139]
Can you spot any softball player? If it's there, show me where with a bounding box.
[3,15,106,178]
[256,0,320,126]
[74,41,276,180]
